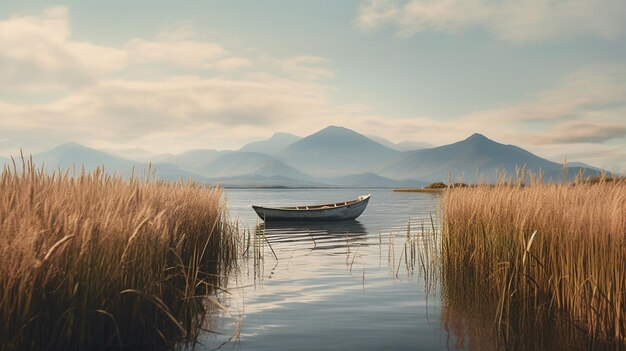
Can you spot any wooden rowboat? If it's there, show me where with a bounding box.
[252,194,371,222]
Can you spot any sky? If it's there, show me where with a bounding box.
[0,0,625,172]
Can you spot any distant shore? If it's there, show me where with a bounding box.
[393,188,444,193]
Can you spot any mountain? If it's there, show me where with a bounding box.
[280,126,400,176]
[103,147,155,161]
[33,142,137,174]
[369,136,433,151]
[322,173,428,188]
[217,175,327,188]
[542,166,605,182]
[567,161,603,172]
[198,152,311,180]
[378,133,577,183]
[240,132,301,155]
[9,128,606,188]
[153,149,233,174]
[32,142,208,182]
[396,140,434,151]
[144,162,210,182]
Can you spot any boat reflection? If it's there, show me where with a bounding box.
[256,220,368,251]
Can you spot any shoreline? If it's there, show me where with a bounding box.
[393,188,444,193]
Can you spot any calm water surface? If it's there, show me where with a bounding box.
[202,189,447,350]
[198,189,621,351]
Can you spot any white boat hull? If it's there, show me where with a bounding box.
[252,195,370,222]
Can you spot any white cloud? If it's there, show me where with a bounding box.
[214,57,253,70]
[0,7,343,154]
[0,7,127,92]
[281,55,334,80]
[125,38,227,69]
[0,6,624,172]
[0,73,338,151]
[529,121,626,144]
[355,0,626,43]
[456,65,626,132]
[316,64,625,169]
[443,65,626,168]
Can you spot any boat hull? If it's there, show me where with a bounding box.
[252,196,370,222]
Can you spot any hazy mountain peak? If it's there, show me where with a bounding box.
[103,147,155,161]
[376,132,580,183]
[198,151,310,180]
[271,132,299,138]
[280,126,399,176]
[240,132,301,155]
[53,142,90,151]
[316,125,357,135]
[42,143,120,160]
[464,133,491,143]
[290,125,393,148]
[298,126,382,145]
[368,135,433,151]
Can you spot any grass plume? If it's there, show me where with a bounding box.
[441,177,626,347]
[0,160,237,350]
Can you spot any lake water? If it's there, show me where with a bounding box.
[197,189,611,351]
[201,189,447,350]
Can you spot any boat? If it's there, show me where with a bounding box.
[252,194,371,222]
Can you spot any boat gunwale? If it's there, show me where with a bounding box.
[252,194,370,212]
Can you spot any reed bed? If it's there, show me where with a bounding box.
[441,178,626,347]
[0,159,238,350]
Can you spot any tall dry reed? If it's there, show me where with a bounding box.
[441,179,626,346]
[0,159,237,350]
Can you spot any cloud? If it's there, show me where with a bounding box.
[214,57,253,70]
[458,65,626,144]
[0,6,623,171]
[0,73,338,151]
[0,7,345,154]
[125,38,227,69]
[355,0,626,43]
[0,6,255,98]
[531,122,626,144]
[0,7,127,92]
[281,56,334,80]
[529,143,626,174]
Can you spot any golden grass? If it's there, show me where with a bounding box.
[0,159,238,350]
[441,179,626,345]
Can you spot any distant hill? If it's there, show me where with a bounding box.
[240,132,301,155]
[144,162,210,183]
[567,161,603,172]
[549,167,604,181]
[198,152,311,180]
[103,147,155,161]
[377,133,591,183]
[280,126,400,176]
[153,149,233,174]
[33,142,138,174]
[369,136,433,151]
[322,173,428,188]
[32,143,208,182]
[218,174,327,188]
[7,127,607,187]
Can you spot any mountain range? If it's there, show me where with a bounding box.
[0,126,605,187]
